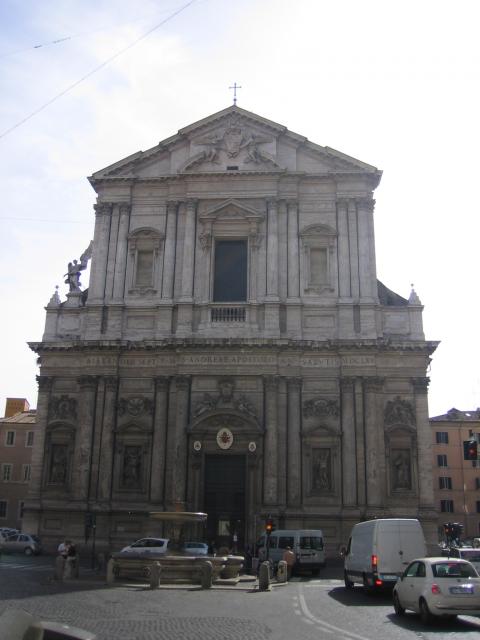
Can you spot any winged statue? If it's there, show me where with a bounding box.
[64,240,93,292]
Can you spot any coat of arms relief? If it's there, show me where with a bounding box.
[181,117,282,171]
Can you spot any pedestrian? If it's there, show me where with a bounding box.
[57,538,68,558]
[282,546,296,580]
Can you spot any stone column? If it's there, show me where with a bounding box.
[150,376,170,505]
[88,203,112,303]
[27,376,54,500]
[104,204,120,300]
[266,199,279,299]
[72,376,98,501]
[336,199,350,298]
[287,201,300,298]
[112,203,131,301]
[263,376,279,505]
[171,376,190,508]
[341,377,357,507]
[161,201,178,300]
[287,377,302,507]
[98,376,118,501]
[180,199,197,301]
[412,377,435,509]
[363,377,384,509]
[348,199,360,299]
[356,198,376,300]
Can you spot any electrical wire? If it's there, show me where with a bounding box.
[0,0,197,141]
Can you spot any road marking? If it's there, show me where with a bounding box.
[298,586,373,640]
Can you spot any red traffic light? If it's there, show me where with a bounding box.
[265,518,275,534]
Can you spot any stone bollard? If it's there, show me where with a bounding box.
[55,555,65,581]
[96,552,106,573]
[258,561,271,591]
[64,556,79,579]
[201,560,213,589]
[106,558,116,585]
[276,560,287,583]
[149,562,161,589]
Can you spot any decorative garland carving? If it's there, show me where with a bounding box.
[117,396,154,417]
[384,396,416,426]
[49,395,77,421]
[193,379,257,419]
[303,398,340,418]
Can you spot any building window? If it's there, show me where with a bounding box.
[22,464,31,482]
[5,431,15,446]
[437,454,448,467]
[436,431,449,444]
[440,500,454,513]
[439,477,452,490]
[26,431,34,447]
[476,477,480,490]
[135,250,154,287]
[0,501,7,518]
[2,464,13,481]
[213,239,247,302]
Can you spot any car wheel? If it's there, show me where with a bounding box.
[344,571,354,589]
[24,547,33,556]
[393,592,405,616]
[419,599,433,625]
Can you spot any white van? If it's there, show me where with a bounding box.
[343,518,427,590]
[257,529,325,574]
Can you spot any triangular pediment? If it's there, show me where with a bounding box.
[200,199,264,221]
[89,105,381,186]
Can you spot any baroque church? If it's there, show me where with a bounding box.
[25,105,438,553]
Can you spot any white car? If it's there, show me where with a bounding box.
[393,557,480,623]
[120,537,169,555]
[182,542,209,556]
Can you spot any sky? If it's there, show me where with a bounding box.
[1,0,479,418]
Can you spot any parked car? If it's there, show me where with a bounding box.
[182,542,209,556]
[344,518,427,591]
[1,533,42,556]
[393,557,480,623]
[119,537,169,555]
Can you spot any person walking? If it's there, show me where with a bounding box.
[282,546,296,580]
[57,539,68,558]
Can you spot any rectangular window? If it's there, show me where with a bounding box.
[440,500,454,513]
[2,464,12,481]
[26,431,34,447]
[436,432,449,444]
[437,454,448,467]
[439,477,452,490]
[476,477,480,490]
[309,248,328,286]
[213,240,247,302]
[5,431,15,446]
[22,464,31,482]
[135,250,154,287]
[0,501,7,518]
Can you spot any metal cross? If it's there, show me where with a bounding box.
[229,82,242,106]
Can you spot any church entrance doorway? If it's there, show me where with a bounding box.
[204,454,246,552]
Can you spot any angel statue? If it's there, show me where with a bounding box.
[64,241,93,292]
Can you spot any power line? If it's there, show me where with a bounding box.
[0,217,90,223]
[0,0,197,140]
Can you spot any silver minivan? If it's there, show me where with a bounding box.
[257,529,325,574]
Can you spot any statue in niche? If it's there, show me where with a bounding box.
[122,446,142,488]
[64,241,93,292]
[49,444,68,484]
[392,450,411,490]
[312,449,332,492]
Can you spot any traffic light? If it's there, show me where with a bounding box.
[265,518,275,535]
[463,440,478,460]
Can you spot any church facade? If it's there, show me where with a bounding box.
[25,105,438,554]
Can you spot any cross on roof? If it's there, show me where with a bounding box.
[229,82,242,106]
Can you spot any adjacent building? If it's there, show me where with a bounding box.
[25,105,438,555]
[0,398,36,529]
[431,408,480,540]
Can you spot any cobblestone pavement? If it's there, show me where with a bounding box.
[0,556,345,639]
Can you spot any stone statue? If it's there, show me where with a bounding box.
[64,241,93,292]
[392,450,411,489]
[312,449,332,492]
[123,446,142,487]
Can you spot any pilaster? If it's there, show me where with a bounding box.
[263,375,279,505]
[72,376,98,501]
[88,203,112,303]
[150,376,170,505]
[97,376,118,501]
[340,377,356,507]
[28,376,54,500]
[112,203,131,302]
[286,377,302,507]
[363,376,385,508]
[412,377,435,509]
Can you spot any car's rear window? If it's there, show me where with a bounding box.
[432,562,478,578]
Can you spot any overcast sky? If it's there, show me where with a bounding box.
[1,0,479,418]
